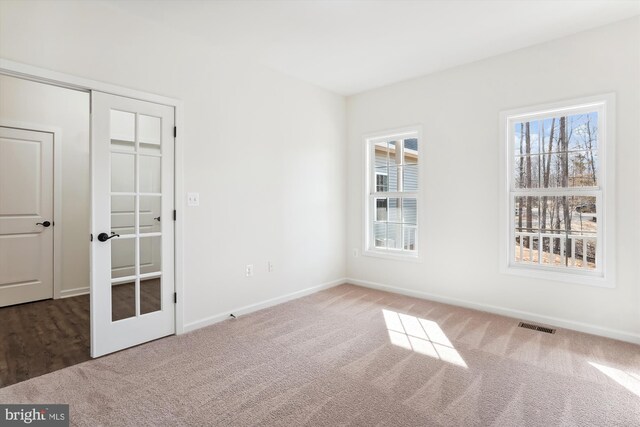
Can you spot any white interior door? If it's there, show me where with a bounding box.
[91,91,175,357]
[0,126,54,307]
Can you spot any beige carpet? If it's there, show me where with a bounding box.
[1,284,639,426]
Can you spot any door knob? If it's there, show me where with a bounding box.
[36,221,52,227]
[153,216,161,221]
[97,232,120,242]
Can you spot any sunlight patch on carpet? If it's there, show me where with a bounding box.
[383,309,467,368]
[589,361,640,397]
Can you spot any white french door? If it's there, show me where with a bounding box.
[91,91,175,357]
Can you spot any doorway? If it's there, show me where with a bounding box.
[0,74,91,386]
[0,69,180,387]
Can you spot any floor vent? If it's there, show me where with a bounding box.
[518,322,556,334]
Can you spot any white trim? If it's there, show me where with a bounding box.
[361,249,421,263]
[498,93,616,288]
[0,59,187,339]
[60,287,90,298]
[0,59,178,107]
[362,125,423,262]
[0,119,63,299]
[182,278,346,333]
[174,104,185,334]
[347,278,640,345]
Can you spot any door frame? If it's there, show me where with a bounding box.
[0,119,62,299]
[0,58,186,335]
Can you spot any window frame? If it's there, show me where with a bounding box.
[499,94,615,287]
[363,126,422,261]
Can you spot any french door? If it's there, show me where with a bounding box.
[91,92,175,357]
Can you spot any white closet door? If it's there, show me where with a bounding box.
[91,91,175,357]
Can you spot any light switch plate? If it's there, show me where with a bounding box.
[187,192,200,207]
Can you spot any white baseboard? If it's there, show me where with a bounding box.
[181,277,347,334]
[59,286,89,298]
[347,277,640,345]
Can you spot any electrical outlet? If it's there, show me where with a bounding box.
[187,192,200,207]
[245,264,253,277]
[268,261,274,272]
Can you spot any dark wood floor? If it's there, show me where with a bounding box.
[1,279,161,387]
[0,294,90,388]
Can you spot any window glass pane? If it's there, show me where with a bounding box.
[388,198,400,222]
[514,121,540,155]
[375,167,388,192]
[374,222,386,248]
[388,141,398,165]
[374,142,388,167]
[404,165,418,191]
[138,114,161,145]
[112,280,136,321]
[567,112,598,152]
[388,166,400,192]
[375,198,387,221]
[540,118,555,154]
[403,225,417,251]
[402,198,417,225]
[514,155,540,188]
[140,155,161,193]
[403,138,418,164]
[140,196,161,234]
[111,153,135,193]
[515,234,538,263]
[139,114,162,155]
[140,235,162,275]
[111,237,135,279]
[568,151,597,187]
[540,196,568,232]
[540,152,597,189]
[111,195,135,235]
[538,236,553,266]
[140,276,162,315]
[569,196,597,234]
[514,196,539,233]
[387,223,402,250]
[110,110,135,143]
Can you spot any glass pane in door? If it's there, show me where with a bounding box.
[112,280,136,321]
[139,196,161,234]
[140,277,162,315]
[109,110,163,321]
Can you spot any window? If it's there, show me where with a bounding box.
[500,95,615,286]
[365,128,420,259]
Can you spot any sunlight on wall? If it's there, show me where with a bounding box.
[589,362,640,397]
[382,309,467,368]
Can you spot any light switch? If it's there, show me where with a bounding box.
[187,192,200,207]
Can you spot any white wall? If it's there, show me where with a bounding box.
[347,17,640,342]
[0,75,90,297]
[0,0,347,329]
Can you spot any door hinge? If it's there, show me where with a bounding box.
[90,233,93,242]
[173,210,177,221]
[174,292,177,303]
[174,126,177,138]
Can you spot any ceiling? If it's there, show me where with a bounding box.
[108,0,640,95]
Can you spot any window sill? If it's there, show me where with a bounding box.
[501,263,614,288]
[363,249,422,263]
